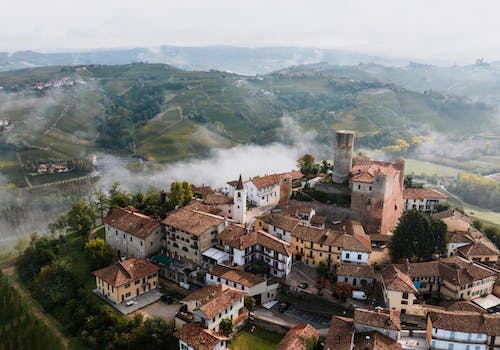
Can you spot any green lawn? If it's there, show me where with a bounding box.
[229,325,284,350]
[405,158,461,177]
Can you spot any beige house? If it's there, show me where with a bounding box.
[456,240,499,263]
[175,284,246,332]
[397,261,442,298]
[433,208,472,232]
[206,265,279,305]
[92,258,159,304]
[163,207,226,264]
[382,265,422,315]
[104,207,162,258]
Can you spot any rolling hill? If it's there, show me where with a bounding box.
[0,62,497,188]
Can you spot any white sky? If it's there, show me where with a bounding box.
[2,0,500,63]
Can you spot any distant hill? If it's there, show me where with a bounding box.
[0,63,497,188]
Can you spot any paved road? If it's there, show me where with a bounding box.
[135,300,180,322]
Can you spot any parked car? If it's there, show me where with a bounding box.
[277,302,290,313]
[161,295,173,304]
[179,281,190,290]
[125,300,136,306]
[352,290,367,301]
[298,282,308,289]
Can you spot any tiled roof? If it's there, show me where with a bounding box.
[218,224,248,243]
[310,215,327,226]
[447,301,486,313]
[433,209,471,223]
[448,231,475,244]
[382,265,419,294]
[397,261,441,278]
[351,160,401,184]
[370,234,391,242]
[337,264,375,278]
[191,184,215,197]
[220,225,293,256]
[354,308,401,331]
[324,316,354,350]
[203,193,233,205]
[292,225,325,242]
[162,207,224,236]
[258,213,300,232]
[104,207,161,239]
[92,258,159,287]
[182,284,226,303]
[197,286,245,320]
[249,174,282,189]
[227,180,239,187]
[340,233,372,253]
[208,265,265,287]
[403,188,447,200]
[173,322,227,350]
[353,331,401,350]
[428,310,500,335]
[438,256,496,286]
[276,324,320,350]
[456,240,498,257]
[280,170,304,181]
[255,230,294,256]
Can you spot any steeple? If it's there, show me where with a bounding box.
[236,174,244,190]
[232,174,246,224]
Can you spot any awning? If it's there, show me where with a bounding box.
[202,247,229,263]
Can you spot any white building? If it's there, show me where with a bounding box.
[257,213,300,244]
[340,234,371,265]
[336,264,375,290]
[403,188,447,214]
[206,265,279,305]
[232,175,246,224]
[245,174,281,207]
[175,284,245,332]
[104,207,162,259]
[427,311,500,350]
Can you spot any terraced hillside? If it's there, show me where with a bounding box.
[0,63,496,187]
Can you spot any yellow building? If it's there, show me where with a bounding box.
[456,240,499,263]
[93,258,159,304]
[292,225,342,268]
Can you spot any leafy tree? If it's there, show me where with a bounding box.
[244,296,256,311]
[319,160,331,174]
[219,317,233,336]
[15,233,58,285]
[142,317,176,350]
[108,181,130,209]
[297,154,316,176]
[66,200,94,236]
[389,210,448,262]
[84,238,114,270]
[93,189,110,224]
[404,175,423,189]
[169,181,184,209]
[316,275,330,296]
[181,181,193,206]
[316,261,329,277]
[333,281,352,300]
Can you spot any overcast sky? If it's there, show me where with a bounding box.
[2,0,500,63]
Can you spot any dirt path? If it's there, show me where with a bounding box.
[2,267,70,349]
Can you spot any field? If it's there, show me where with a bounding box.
[229,325,284,350]
[404,158,462,177]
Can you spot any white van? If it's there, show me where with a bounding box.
[179,281,190,290]
[352,290,367,300]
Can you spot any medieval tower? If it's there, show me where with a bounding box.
[232,174,247,224]
[332,130,355,184]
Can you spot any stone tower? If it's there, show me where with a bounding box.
[232,174,247,224]
[332,130,355,184]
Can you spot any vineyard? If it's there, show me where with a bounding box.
[0,270,65,350]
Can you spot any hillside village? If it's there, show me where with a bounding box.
[89,130,500,350]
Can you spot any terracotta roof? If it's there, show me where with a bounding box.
[433,209,472,223]
[227,180,239,187]
[292,224,325,242]
[203,193,233,205]
[92,258,159,287]
[280,170,304,181]
[403,188,447,200]
[354,308,401,331]
[353,331,402,350]
[438,255,496,286]
[197,285,246,320]
[220,225,293,256]
[324,316,354,350]
[310,215,327,226]
[428,310,500,336]
[370,234,391,242]
[104,207,161,239]
[448,231,475,244]
[337,264,375,278]
[340,233,372,253]
[191,184,215,197]
[382,265,419,294]
[397,261,441,278]
[208,265,265,287]
[162,207,224,236]
[173,323,227,350]
[258,214,300,232]
[351,160,402,184]
[456,240,499,257]
[182,284,226,303]
[249,174,282,189]
[276,324,320,350]
[447,301,486,313]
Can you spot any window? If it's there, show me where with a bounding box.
[358,185,361,190]
[357,254,362,260]
[140,241,143,246]
[125,283,130,288]
[345,253,350,259]
[135,279,140,285]
[130,237,133,242]
[402,292,408,300]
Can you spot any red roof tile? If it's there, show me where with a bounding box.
[92,258,159,287]
[104,207,161,239]
[403,188,447,200]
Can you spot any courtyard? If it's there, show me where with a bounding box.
[228,325,283,350]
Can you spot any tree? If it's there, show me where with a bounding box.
[84,238,114,270]
[93,189,109,225]
[333,281,352,300]
[181,181,193,206]
[108,181,130,209]
[316,261,329,278]
[66,200,94,236]
[142,317,176,350]
[244,296,256,311]
[219,317,233,336]
[389,210,448,262]
[169,181,184,208]
[297,154,316,176]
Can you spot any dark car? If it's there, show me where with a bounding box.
[161,295,173,304]
[298,282,308,289]
[277,302,290,313]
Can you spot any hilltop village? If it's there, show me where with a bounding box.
[92,130,500,350]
